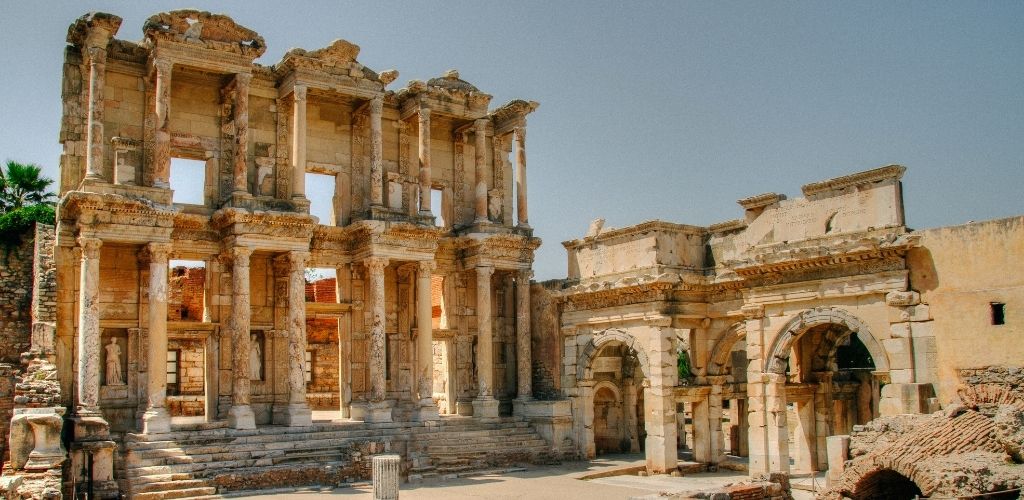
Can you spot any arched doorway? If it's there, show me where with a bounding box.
[849,469,923,500]
[588,343,645,456]
[765,307,887,472]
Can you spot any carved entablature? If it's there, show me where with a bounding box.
[397,70,492,120]
[800,164,906,199]
[347,221,443,261]
[171,213,219,242]
[274,39,394,99]
[211,207,316,242]
[490,99,539,135]
[737,192,784,211]
[142,10,265,58]
[61,191,175,243]
[559,282,675,313]
[708,219,747,234]
[66,12,122,49]
[459,233,541,269]
[724,227,918,278]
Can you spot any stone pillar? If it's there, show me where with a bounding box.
[417,107,432,214]
[76,237,103,416]
[369,96,384,207]
[514,126,529,226]
[336,265,352,418]
[227,246,256,430]
[472,266,499,418]
[473,119,488,222]
[372,454,401,500]
[765,373,790,474]
[691,397,711,463]
[280,251,312,426]
[515,269,532,401]
[84,46,107,181]
[152,59,173,189]
[291,84,308,200]
[142,242,172,434]
[734,398,749,457]
[707,376,727,465]
[813,371,834,470]
[364,257,392,422]
[645,328,678,474]
[415,261,439,420]
[232,73,252,196]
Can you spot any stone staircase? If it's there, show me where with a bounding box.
[116,416,554,499]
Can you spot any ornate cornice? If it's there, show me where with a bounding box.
[142,10,265,59]
[801,164,905,197]
[562,219,705,249]
[724,228,918,277]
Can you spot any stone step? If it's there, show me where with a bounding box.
[135,479,213,493]
[134,487,218,500]
[426,439,548,453]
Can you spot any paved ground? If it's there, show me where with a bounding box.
[230,455,817,500]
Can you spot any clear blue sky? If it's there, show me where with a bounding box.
[2,1,1022,280]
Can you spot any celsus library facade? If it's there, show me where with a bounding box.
[0,9,1020,500]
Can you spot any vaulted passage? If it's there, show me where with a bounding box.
[851,469,922,500]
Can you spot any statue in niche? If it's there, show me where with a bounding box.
[250,334,262,381]
[105,337,125,386]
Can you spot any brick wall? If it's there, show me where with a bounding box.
[168,266,205,321]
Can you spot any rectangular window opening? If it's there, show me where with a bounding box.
[167,349,180,396]
[431,188,445,227]
[168,260,206,322]
[306,172,337,226]
[991,302,1006,325]
[304,267,337,303]
[169,157,207,205]
[431,275,447,329]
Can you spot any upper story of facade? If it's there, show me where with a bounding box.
[59,10,537,239]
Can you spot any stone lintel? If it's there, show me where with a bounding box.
[737,192,784,211]
[801,164,906,198]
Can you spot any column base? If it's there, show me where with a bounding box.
[351,401,392,423]
[141,406,172,434]
[227,404,256,430]
[273,403,312,427]
[472,397,500,419]
[455,398,474,416]
[415,400,440,421]
[512,397,536,417]
[71,412,110,440]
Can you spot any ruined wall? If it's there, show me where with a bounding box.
[0,233,36,364]
[909,216,1024,405]
[530,281,563,399]
[169,267,205,321]
[307,318,340,409]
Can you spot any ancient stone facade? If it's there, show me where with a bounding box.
[536,164,1024,488]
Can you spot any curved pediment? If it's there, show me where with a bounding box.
[143,10,266,58]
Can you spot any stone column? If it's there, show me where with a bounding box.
[765,372,790,473]
[691,397,711,462]
[291,84,308,200]
[369,96,384,207]
[282,251,312,426]
[514,126,529,226]
[142,242,173,434]
[472,266,499,418]
[364,257,392,422]
[417,107,432,214]
[415,261,439,420]
[473,119,488,222]
[515,269,532,401]
[84,46,107,181]
[372,454,401,500]
[227,246,256,430]
[76,237,103,416]
[813,371,834,470]
[232,73,252,196]
[152,59,173,189]
[707,376,727,465]
[645,327,678,474]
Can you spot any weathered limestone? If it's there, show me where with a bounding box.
[415,261,438,420]
[152,59,172,189]
[277,251,312,426]
[765,373,790,474]
[232,73,252,197]
[141,242,172,434]
[364,257,392,423]
[291,84,308,200]
[85,46,108,182]
[473,119,488,222]
[369,96,384,207]
[514,126,528,226]
[417,106,431,214]
[515,269,532,401]
[472,266,499,418]
[9,408,66,471]
[227,246,255,430]
[76,236,103,416]
[371,454,401,500]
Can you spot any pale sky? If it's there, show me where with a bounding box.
[2,1,1022,280]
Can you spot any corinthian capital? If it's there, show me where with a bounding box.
[142,242,173,264]
[363,256,389,273]
[77,236,102,259]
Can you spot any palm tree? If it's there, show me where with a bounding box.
[0,161,55,212]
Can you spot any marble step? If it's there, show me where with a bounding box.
[134,486,218,500]
[135,479,213,493]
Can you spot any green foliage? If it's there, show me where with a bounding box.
[677,350,692,381]
[0,161,55,212]
[0,203,55,243]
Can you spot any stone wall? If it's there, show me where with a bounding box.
[168,266,205,321]
[530,281,563,399]
[0,231,36,364]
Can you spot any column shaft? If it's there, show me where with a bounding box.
[473,266,498,418]
[369,96,384,206]
[152,60,172,188]
[515,269,532,399]
[85,47,107,181]
[76,237,103,415]
[473,119,488,222]
[281,251,312,426]
[232,73,252,195]
[514,126,528,226]
[366,257,389,403]
[765,373,790,473]
[291,85,308,199]
[227,246,255,429]
[415,262,439,420]
[417,107,432,213]
[142,243,172,433]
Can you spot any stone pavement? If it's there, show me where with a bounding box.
[228,456,815,500]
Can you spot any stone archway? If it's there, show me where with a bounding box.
[848,468,923,500]
[707,322,746,377]
[592,381,626,454]
[576,329,650,382]
[765,307,888,375]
